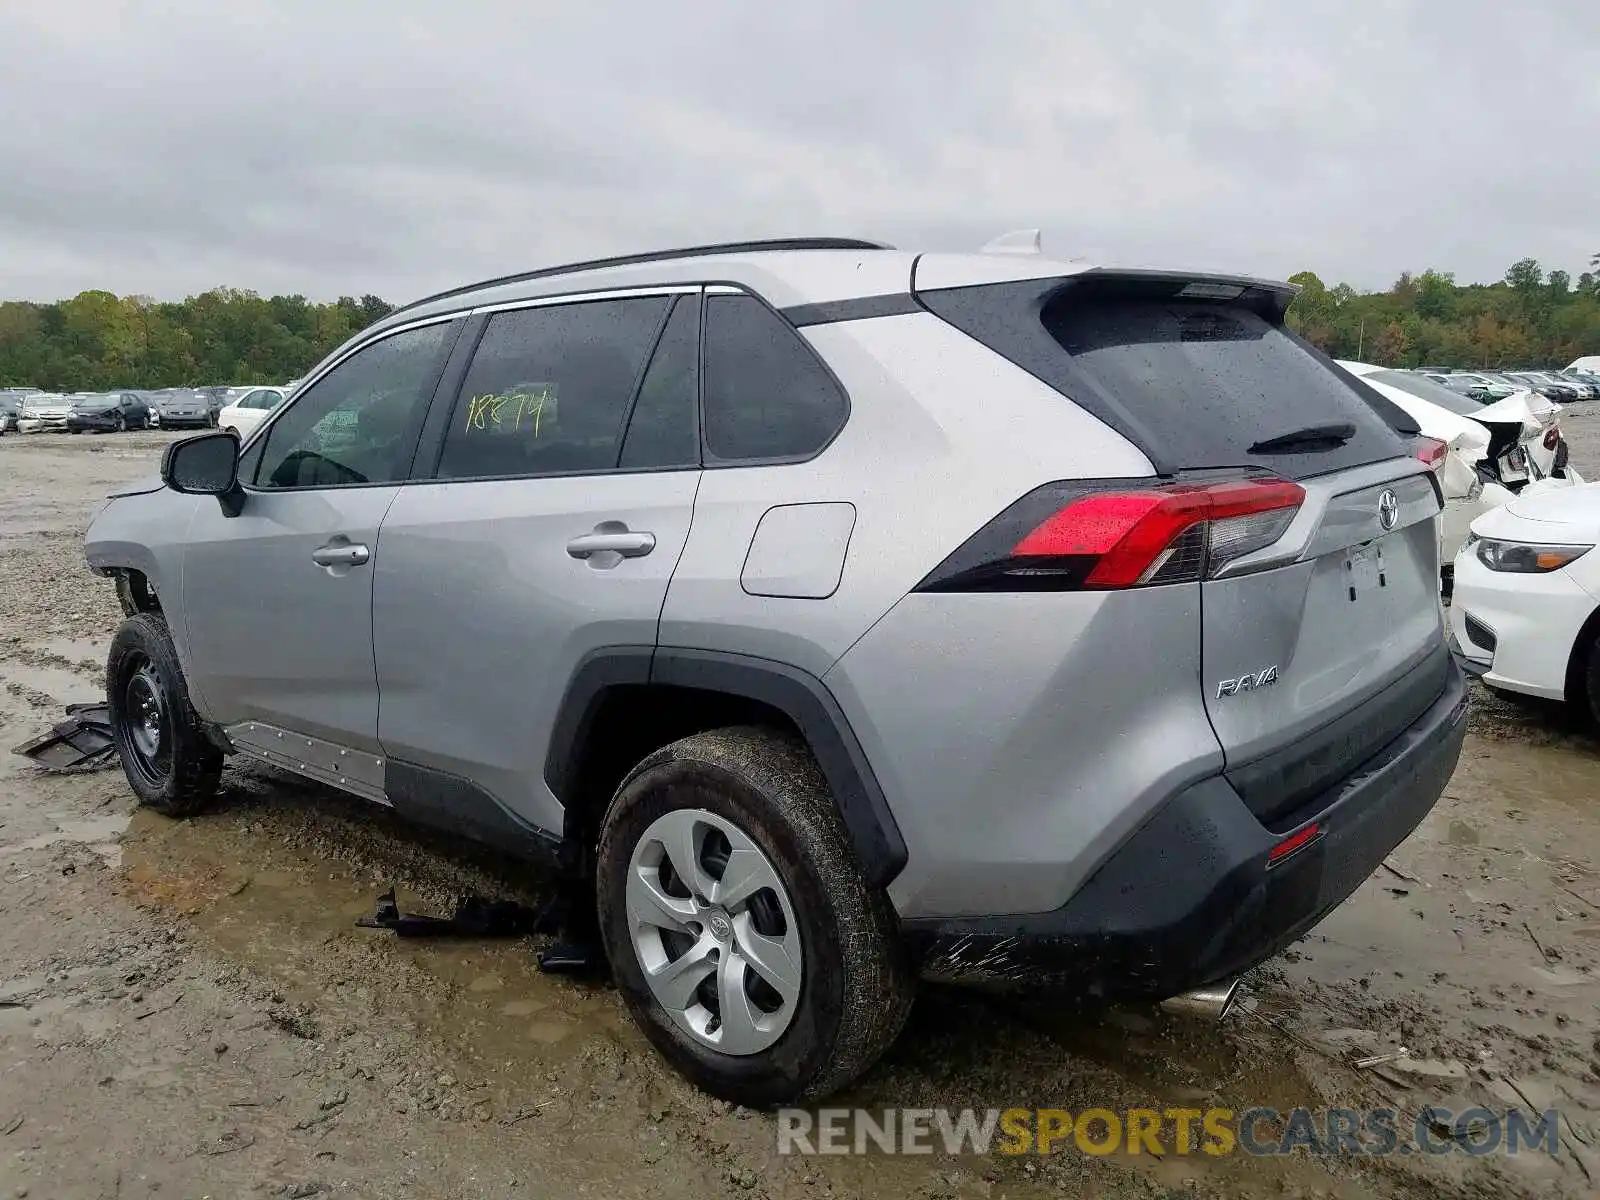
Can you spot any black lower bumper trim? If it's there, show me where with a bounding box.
[902,658,1468,998]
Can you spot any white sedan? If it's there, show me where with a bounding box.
[1451,485,1600,719]
[217,386,288,440]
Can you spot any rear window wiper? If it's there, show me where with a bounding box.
[1248,422,1356,454]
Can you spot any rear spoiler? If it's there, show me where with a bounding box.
[1010,269,1299,324]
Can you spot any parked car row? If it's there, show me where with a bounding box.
[1420,367,1600,403]
[0,383,295,435]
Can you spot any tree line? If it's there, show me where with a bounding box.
[1,258,1598,391]
[1286,258,1600,369]
[0,289,395,391]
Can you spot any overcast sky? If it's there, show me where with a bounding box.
[2,1,1596,303]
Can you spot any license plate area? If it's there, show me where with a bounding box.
[1498,447,1529,483]
[1345,538,1388,601]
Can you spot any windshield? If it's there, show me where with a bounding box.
[1368,370,1488,418]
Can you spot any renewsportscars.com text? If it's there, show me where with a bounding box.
[776,1106,1560,1158]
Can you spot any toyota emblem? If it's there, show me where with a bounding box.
[1377,488,1399,532]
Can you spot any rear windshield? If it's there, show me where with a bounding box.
[1366,369,1486,418]
[919,278,1414,479]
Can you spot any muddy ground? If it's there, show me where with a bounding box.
[3,418,1600,1200]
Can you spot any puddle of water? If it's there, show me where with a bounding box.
[1449,737,1600,821]
[2,660,100,706]
[120,805,624,1071]
[0,811,129,866]
[37,635,107,669]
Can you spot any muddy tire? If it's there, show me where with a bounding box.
[107,612,222,817]
[596,726,913,1106]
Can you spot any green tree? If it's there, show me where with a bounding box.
[1414,269,1455,319]
[1506,258,1544,291]
[0,288,399,390]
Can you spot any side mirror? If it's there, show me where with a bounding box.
[161,431,245,517]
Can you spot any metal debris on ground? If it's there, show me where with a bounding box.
[355,885,607,976]
[11,702,116,771]
[355,886,553,939]
[1353,1048,1411,1069]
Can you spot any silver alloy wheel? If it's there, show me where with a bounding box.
[626,807,803,1055]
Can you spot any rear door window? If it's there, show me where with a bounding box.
[434,296,669,481]
[919,277,1412,479]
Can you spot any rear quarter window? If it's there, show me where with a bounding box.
[701,293,847,463]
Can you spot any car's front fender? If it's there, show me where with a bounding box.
[84,488,205,697]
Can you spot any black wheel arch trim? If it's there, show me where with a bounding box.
[544,646,908,888]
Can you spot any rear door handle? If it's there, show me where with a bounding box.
[312,543,371,567]
[566,530,656,559]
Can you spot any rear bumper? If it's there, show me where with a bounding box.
[903,656,1468,998]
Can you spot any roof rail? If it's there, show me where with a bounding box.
[389,237,896,317]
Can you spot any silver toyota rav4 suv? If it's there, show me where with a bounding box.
[84,237,1468,1105]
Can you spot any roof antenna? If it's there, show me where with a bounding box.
[980,229,1042,255]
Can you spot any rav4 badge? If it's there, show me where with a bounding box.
[1215,666,1280,699]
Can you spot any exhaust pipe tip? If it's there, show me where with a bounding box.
[1158,976,1243,1022]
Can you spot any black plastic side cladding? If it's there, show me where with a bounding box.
[387,760,565,866]
[542,647,908,889]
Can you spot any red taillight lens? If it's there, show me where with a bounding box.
[917,477,1305,593]
[1543,425,1561,451]
[1413,436,1448,472]
[1267,822,1323,867]
[1012,489,1211,587]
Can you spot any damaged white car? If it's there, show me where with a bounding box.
[1338,362,1582,589]
[16,393,75,433]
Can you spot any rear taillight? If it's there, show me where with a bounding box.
[1543,425,1561,451]
[916,477,1305,593]
[1413,436,1448,472]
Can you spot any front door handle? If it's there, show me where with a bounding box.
[566,529,656,560]
[312,542,371,567]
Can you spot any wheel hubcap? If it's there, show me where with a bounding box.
[626,808,803,1055]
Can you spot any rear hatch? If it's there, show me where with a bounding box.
[916,265,1448,828]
